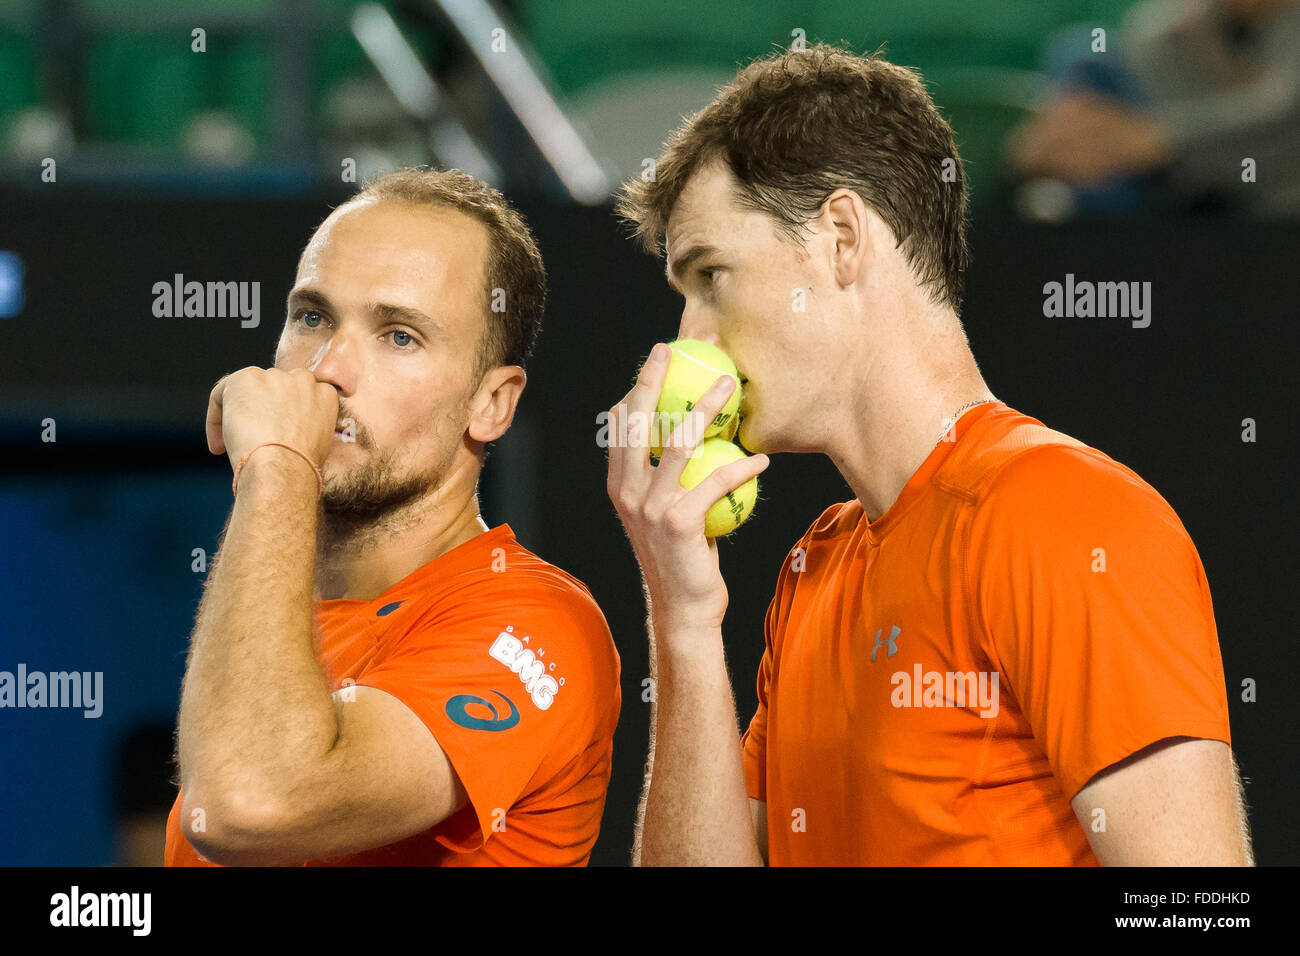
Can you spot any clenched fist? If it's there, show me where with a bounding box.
[205,366,340,474]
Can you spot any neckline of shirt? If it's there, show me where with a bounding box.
[314,523,516,608]
[858,401,1005,544]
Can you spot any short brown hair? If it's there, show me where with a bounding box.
[347,166,547,378]
[616,43,969,312]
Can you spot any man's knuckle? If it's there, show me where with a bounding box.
[665,510,694,536]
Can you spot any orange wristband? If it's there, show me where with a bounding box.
[231,442,324,498]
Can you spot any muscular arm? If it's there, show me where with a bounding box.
[631,606,763,867]
[177,451,465,865]
[1070,736,1253,865]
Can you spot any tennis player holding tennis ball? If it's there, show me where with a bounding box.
[606,341,769,628]
[606,43,1248,869]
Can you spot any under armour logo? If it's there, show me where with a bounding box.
[871,625,900,662]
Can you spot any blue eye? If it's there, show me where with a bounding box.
[297,310,324,329]
[390,330,413,348]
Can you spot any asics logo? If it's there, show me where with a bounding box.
[445,690,520,731]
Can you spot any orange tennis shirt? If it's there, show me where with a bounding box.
[165,524,621,866]
[741,402,1232,865]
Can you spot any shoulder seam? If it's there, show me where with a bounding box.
[805,499,857,538]
[936,424,1091,505]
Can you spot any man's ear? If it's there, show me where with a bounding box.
[823,188,872,288]
[467,365,526,444]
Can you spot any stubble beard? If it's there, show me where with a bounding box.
[319,440,448,539]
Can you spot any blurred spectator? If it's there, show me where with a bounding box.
[114,723,176,867]
[1010,0,1300,216]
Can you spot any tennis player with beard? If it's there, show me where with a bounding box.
[164,168,620,866]
[605,44,1252,866]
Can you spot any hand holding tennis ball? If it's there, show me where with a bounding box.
[679,437,759,536]
[638,339,758,537]
[651,339,742,457]
[606,341,769,630]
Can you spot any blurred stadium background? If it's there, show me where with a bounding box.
[0,0,1296,866]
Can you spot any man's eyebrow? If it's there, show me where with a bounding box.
[368,301,443,337]
[665,243,722,293]
[286,287,332,313]
[286,288,442,336]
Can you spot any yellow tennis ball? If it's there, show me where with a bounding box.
[679,438,758,537]
[651,340,742,457]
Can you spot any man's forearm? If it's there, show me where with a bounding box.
[630,609,656,867]
[177,450,338,820]
[637,615,762,866]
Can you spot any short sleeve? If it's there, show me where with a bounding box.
[355,575,616,852]
[970,446,1232,800]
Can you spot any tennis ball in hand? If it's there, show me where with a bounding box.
[679,438,758,537]
[651,339,742,457]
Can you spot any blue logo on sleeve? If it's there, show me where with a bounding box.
[445,690,520,731]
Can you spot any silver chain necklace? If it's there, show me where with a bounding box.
[936,398,997,445]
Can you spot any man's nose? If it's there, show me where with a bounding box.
[306,328,356,395]
[676,324,721,347]
[676,309,718,346]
